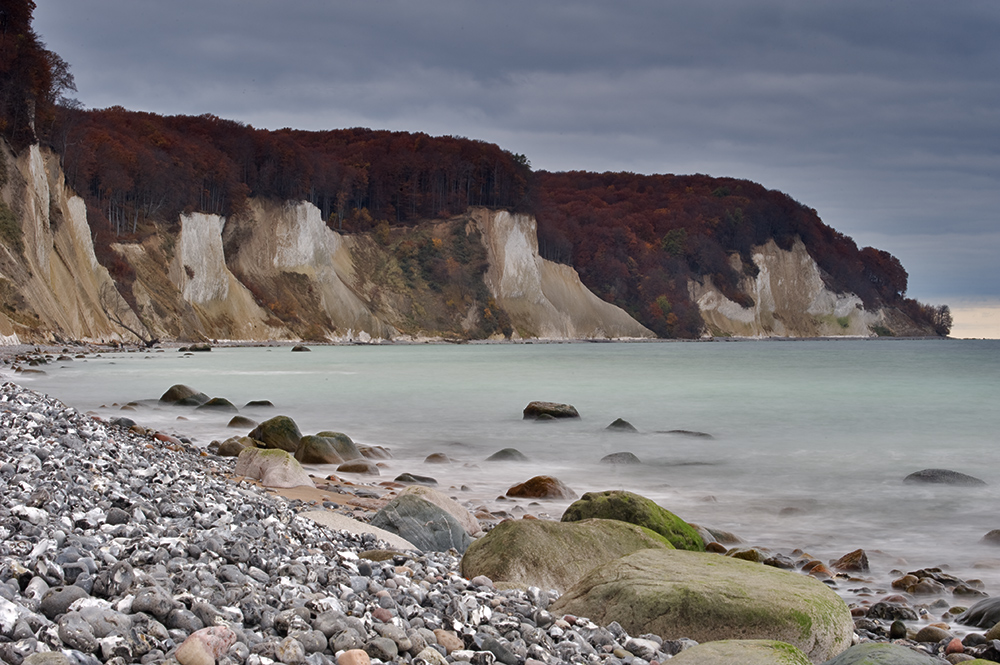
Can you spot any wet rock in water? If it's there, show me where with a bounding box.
[234,447,314,488]
[395,472,438,486]
[914,625,952,643]
[337,459,380,475]
[159,384,210,406]
[562,490,704,551]
[486,447,529,462]
[982,529,1000,545]
[506,475,577,499]
[831,548,870,572]
[249,415,303,453]
[606,418,638,432]
[460,518,673,593]
[522,401,580,420]
[551,548,853,663]
[295,435,346,465]
[291,345,311,352]
[188,343,212,352]
[314,431,364,460]
[109,416,136,429]
[217,435,254,457]
[399,485,480,536]
[600,451,642,465]
[867,601,919,621]
[667,639,811,664]
[821,642,944,664]
[658,429,714,439]
[957,596,1000,628]
[370,494,472,553]
[195,397,238,413]
[424,453,451,464]
[360,444,392,459]
[227,415,257,429]
[244,399,274,408]
[903,468,986,486]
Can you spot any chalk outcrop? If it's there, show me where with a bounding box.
[690,238,934,338]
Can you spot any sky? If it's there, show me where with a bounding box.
[32,1,1000,337]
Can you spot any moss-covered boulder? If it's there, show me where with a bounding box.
[562,490,705,551]
[158,384,209,406]
[460,518,673,593]
[248,415,302,453]
[314,431,363,461]
[820,642,947,664]
[295,435,345,464]
[234,447,314,488]
[550,548,852,664]
[670,640,811,665]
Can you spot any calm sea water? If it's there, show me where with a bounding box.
[11,339,1000,599]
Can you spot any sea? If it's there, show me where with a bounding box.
[11,338,1000,604]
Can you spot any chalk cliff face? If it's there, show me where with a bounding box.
[472,209,653,339]
[0,142,935,344]
[0,143,141,344]
[689,238,935,337]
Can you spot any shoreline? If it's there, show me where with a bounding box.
[2,348,997,662]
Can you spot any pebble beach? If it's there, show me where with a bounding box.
[3,345,1000,664]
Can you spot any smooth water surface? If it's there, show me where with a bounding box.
[12,339,1000,595]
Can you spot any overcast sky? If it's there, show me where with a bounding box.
[32,1,1000,326]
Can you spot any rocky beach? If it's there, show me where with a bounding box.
[3,346,1000,664]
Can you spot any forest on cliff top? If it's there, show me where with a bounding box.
[0,3,949,337]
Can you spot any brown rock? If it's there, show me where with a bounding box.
[338,460,380,475]
[945,637,964,654]
[522,401,580,420]
[433,629,464,654]
[831,548,870,572]
[175,626,237,665]
[892,574,919,590]
[506,475,577,500]
[424,453,451,464]
[914,625,952,643]
[337,649,371,665]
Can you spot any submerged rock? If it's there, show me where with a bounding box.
[506,475,576,499]
[600,451,642,465]
[159,384,210,406]
[486,447,529,462]
[903,468,986,485]
[195,397,238,413]
[606,418,637,432]
[522,401,580,420]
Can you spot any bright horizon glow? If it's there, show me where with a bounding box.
[947,301,1000,339]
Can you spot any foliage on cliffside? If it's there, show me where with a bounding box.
[534,171,949,337]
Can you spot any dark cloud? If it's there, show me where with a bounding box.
[32,0,1000,303]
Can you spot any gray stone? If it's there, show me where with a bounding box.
[38,585,89,620]
[370,495,472,553]
[820,642,945,664]
[903,468,986,486]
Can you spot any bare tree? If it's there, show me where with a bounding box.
[98,281,158,347]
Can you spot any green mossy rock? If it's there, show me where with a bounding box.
[562,490,705,551]
[460,518,673,593]
[670,640,811,665]
[249,415,302,453]
[550,548,852,663]
[314,431,363,460]
[819,642,949,664]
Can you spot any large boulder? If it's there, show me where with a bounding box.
[399,486,480,536]
[159,384,209,406]
[369,495,472,553]
[819,642,946,664]
[562,490,705,551]
[550,548,852,663]
[506,475,577,500]
[314,431,363,460]
[523,401,580,420]
[670,640,811,665]
[234,447,314,489]
[903,468,986,486]
[295,435,345,465]
[248,416,302,453]
[957,596,1000,628]
[460,518,673,593]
